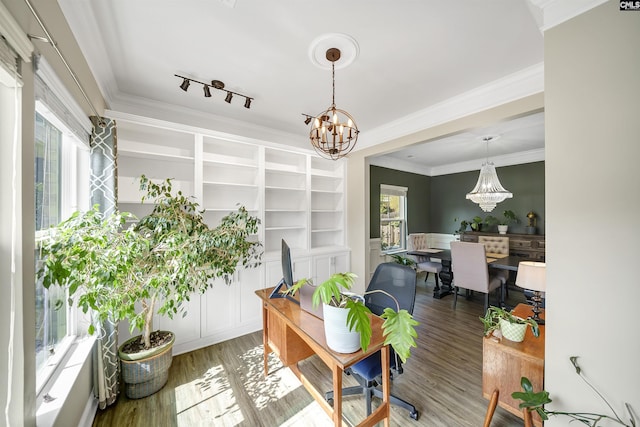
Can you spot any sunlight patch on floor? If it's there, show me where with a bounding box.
[174,363,244,426]
[238,345,302,410]
[279,400,335,427]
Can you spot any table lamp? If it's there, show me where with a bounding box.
[516,261,546,324]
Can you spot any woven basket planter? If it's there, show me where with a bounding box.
[119,331,175,399]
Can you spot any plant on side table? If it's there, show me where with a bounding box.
[480,305,539,342]
[38,175,262,399]
[513,357,637,426]
[285,272,419,363]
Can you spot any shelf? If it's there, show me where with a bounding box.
[311,209,343,213]
[265,226,306,231]
[265,186,306,192]
[311,228,342,233]
[119,149,194,163]
[204,181,259,189]
[310,189,343,194]
[265,209,306,213]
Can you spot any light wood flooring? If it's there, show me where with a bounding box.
[92,274,526,426]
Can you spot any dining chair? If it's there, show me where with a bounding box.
[450,241,505,313]
[407,233,442,288]
[478,235,510,286]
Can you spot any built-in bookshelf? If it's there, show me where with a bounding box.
[112,112,349,354]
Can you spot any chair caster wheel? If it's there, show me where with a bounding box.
[326,398,334,407]
[409,410,419,420]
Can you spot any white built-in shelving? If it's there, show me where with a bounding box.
[112,111,349,354]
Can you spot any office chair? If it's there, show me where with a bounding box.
[324,262,420,420]
[450,241,505,313]
[408,233,443,288]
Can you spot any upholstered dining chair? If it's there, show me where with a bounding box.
[450,241,505,313]
[407,233,442,288]
[478,235,510,286]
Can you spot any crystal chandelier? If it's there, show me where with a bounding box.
[466,136,512,212]
[309,48,359,160]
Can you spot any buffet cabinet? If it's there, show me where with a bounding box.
[460,231,545,260]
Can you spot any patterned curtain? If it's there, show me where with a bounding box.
[89,116,119,409]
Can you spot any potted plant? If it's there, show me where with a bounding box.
[454,217,469,234]
[480,305,539,342]
[470,215,484,232]
[37,175,262,399]
[285,272,419,363]
[513,357,637,426]
[389,253,416,267]
[498,210,519,234]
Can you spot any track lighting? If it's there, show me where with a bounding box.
[174,74,253,109]
[303,114,312,125]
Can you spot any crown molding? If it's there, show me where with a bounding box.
[355,62,544,152]
[58,0,117,106]
[369,148,545,177]
[526,0,608,32]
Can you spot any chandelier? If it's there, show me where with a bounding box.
[309,48,359,160]
[466,136,512,212]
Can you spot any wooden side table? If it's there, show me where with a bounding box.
[482,304,545,427]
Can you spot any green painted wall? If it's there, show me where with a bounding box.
[370,161,545,237]
[370,165,431,238]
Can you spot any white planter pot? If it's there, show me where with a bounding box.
[499,318,527,342]
[498,225,508,234]
[322,303,361,353]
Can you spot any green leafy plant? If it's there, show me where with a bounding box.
[480,305,539,338]
[470,215,484,231]
[38,175,262,351]
[389,253,416,267]
[512,357,637,426]
[285,272,419,363]
[454,217,469,233]
[500,209,520,225]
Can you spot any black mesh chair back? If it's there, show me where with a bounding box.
[364,262,417,316]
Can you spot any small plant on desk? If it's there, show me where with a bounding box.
[513,356,637,426]
[285,272,419,363]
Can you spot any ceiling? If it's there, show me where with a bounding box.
[58,0,546,172]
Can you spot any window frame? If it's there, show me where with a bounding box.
[380,184,408,254]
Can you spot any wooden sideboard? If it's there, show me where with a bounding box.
[460,231,545,260]
[483,304,545,427]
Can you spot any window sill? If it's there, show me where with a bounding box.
[36,335,96,427]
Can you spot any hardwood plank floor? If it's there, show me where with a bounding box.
[93,274,526,426]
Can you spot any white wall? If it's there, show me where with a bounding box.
[545,2,640,424]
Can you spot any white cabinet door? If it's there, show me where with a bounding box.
[312,252,350,285]
[238,267,263,325]
[155,294,201,347]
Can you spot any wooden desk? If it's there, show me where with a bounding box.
[483,304,545,427]
[255,288,390,427]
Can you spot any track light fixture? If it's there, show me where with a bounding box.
[174,74,253,109]
[303,114,312,125]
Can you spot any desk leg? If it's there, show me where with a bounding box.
[380,346,391,427]
[332,367,343,426]
[262,303,270,377]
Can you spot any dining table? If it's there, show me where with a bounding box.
[407,249,538,299]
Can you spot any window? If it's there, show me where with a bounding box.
[380,184,407,252]
[34,65,90,391]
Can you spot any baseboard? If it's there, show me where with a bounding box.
[79,394,99,427]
